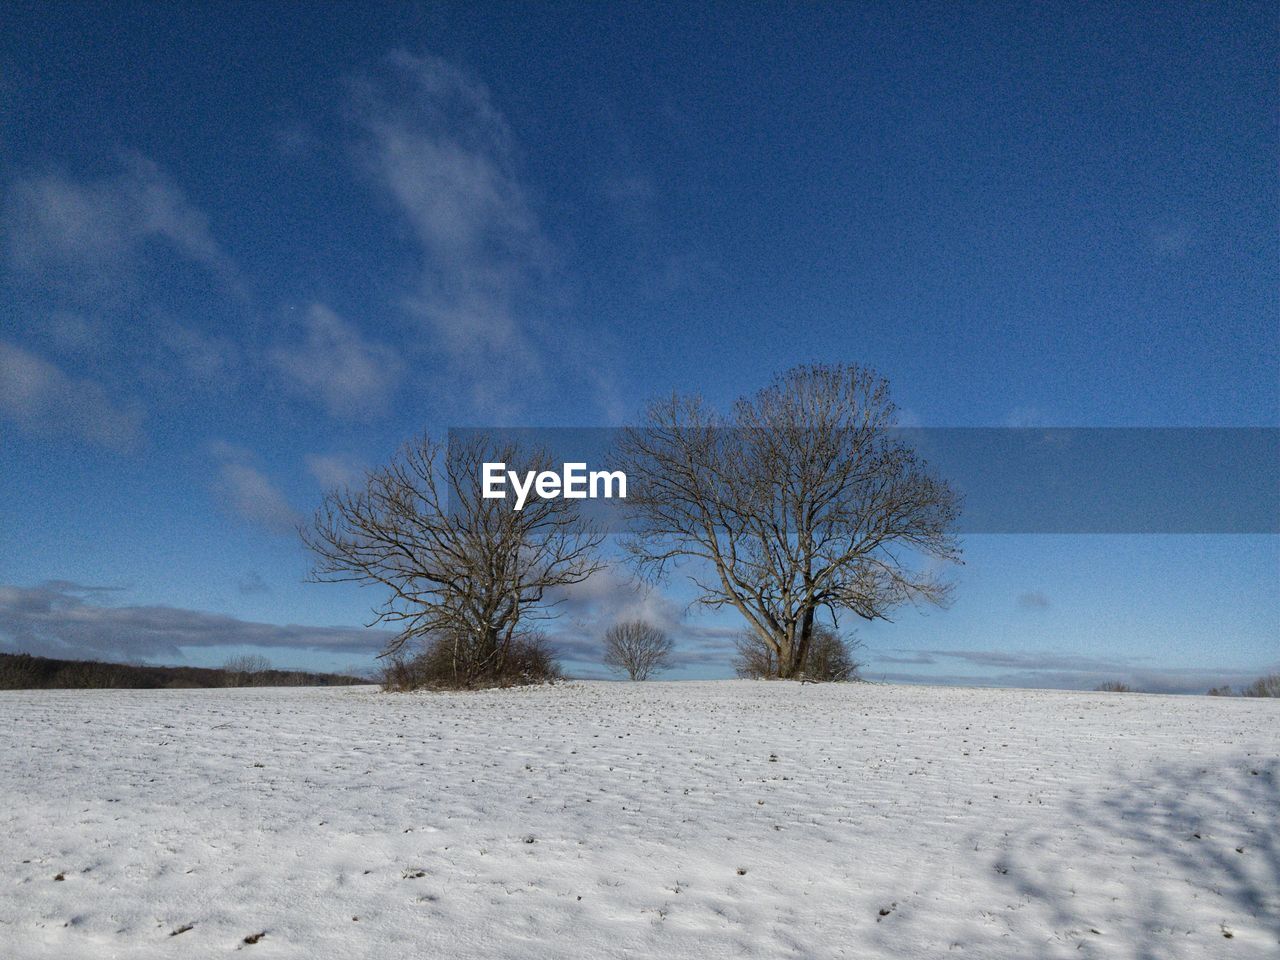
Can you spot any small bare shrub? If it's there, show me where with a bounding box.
[378,654,418,692]
[503,630,563,685]
[735,625,862,682]
[380,630,562,691]
[1094,680,1134,693]
[804,627,863,682]
[734,631,781,679]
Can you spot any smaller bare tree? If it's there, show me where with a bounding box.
[1094,680,1134,693]
[602,620,675,680]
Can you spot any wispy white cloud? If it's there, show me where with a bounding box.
[269,304,404,420]
[874,652,938,665]
[209,442,301,535]
[550,567,684,635]
[4,153,232,292]
[348,52,553,411]
[304,452,366,489]
[3,155,254,426]
[0,341,142,450]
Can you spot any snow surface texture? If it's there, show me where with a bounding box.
[1,682,1276,959]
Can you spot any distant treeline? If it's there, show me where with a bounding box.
[1207,674,1280,698]
[1090,675,1280,701]
[0,652,369,690]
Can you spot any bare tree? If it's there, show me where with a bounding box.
[734,624,862,681]
[602,620,675,680]
[302,433,603,688]
[616,364,960,679]
[222,654,271,686]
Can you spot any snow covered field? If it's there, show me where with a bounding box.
[1,681,1276,959]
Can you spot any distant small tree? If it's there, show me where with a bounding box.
[1241,674,1280,698]
[1207,685,1235,697]
[1094,680,1133,693]
[735,624,861,682]
[602,620,675,680]
[223,654,271,686]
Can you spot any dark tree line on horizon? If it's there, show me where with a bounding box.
[0,652,367,691]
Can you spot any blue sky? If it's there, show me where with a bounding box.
[1,3,1275,690]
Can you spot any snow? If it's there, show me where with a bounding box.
[1,681,1276,958]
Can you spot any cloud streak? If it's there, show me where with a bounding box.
[0,581,390,662]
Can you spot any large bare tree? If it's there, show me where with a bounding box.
[302,433,604,686]
[602,620,675,680]
[615,364,961,679]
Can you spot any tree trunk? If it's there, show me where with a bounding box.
[775,609,817,679]
[778,636,799,679]
[792,608,816,678]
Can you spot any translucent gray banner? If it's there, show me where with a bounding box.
[447,427,1279,534]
